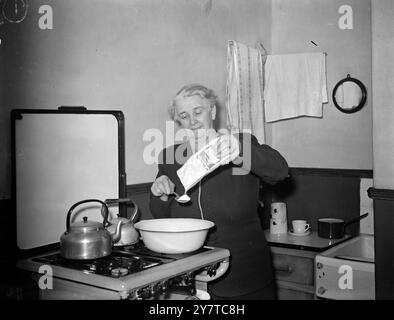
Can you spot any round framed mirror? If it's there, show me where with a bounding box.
[332,74,367,114]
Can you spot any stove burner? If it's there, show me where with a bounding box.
[111,267,129,278]
[31,244,213,279]
[33,251,164,278]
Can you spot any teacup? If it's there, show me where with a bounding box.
[292,220,310,234]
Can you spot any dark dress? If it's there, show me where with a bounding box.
[149,133,289,298]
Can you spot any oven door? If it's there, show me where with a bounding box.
[32,273,211,300]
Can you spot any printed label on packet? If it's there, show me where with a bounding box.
[197,145,219,171]
[176,136,239,193]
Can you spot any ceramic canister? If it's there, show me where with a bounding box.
[270,202,287,221]
[270,202,288,234]
[270,218,288,234]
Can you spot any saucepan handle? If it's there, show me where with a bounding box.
[344,213,369,228]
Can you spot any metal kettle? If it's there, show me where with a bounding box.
[60,199,122,260]
[102,198,140,246]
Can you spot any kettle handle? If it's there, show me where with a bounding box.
[66,199,109,231]
[102,198,139,223]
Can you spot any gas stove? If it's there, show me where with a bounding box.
[17,243,230,300]
[11,111,230,300]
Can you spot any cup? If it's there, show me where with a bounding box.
[292,220,310,234]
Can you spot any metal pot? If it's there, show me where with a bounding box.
[317,213,368,239]
[60,199,122,260]
[102,198,140,246]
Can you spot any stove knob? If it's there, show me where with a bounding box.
[119,267,128,276]
[207,265,217,277]
[137,286,151,300]
[111,268,120,277]
[150,284,158,297]
[317,286,327,295]
[184,272,193,285]
[160,280,168,292]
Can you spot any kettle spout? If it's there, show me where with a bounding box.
[111,220,122,244]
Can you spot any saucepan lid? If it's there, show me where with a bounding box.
[318,213,368,226]
[317,218,344,224]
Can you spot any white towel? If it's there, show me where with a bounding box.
[226,40,266,143]
[264,52,328,122]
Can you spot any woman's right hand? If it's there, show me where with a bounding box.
[151,175,175,201]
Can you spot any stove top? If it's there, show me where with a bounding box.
[32,252,162,278]
[118,243,209,260]
[32,243,209,278]
[18,244,230,298]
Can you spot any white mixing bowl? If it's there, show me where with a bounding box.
[134,218,215,254]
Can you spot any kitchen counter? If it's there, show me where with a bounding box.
[265,230,353,299]
[264,230,352,253]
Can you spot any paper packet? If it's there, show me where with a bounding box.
[176,135,239,194]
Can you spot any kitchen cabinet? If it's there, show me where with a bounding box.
[270,246,316,300]
[265,230,352,300]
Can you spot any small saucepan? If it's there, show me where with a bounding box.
[317,213,369,239]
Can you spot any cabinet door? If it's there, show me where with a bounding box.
[276,286,315,300]
[272,253,314,285]
[270,247,316,300]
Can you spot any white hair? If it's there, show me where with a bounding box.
[169,84,217,120]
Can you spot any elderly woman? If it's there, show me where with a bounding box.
[149,84,288,300]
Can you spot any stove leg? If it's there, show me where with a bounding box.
[195,280,207,292]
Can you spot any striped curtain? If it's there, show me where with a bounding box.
[226,40,267,144]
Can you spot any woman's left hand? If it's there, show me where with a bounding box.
[216,134,240,165]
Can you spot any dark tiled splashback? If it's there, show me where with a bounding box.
[126,183,154,221]
[259,168,373,236]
